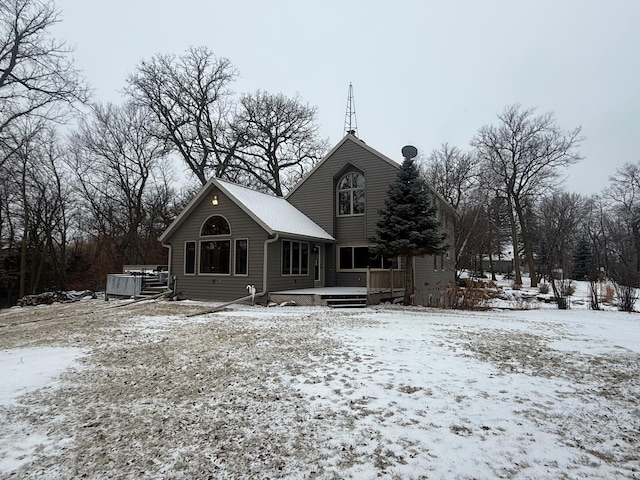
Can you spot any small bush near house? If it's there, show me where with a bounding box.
[538,283,550,294]
[443,279,498,310]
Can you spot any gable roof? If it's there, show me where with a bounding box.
[286,133,458,217]
[159,178,334,243]
[286,133,400,198]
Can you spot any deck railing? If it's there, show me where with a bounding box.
[366,268,405,294]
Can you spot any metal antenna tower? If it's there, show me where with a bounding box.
[344,83,358,136]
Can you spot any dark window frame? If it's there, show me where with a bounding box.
[338,246,396,272]
[199,239,231,275]
[185,241,196,275]
[201,215,231,236]
[234,238,249,276]
[282,239,309,276]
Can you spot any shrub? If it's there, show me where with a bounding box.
[613,282,637,312]
[538,283,550,294]
[561,282,576,297]
[442,279,498,310]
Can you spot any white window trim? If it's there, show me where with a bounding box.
[234,238,249,276]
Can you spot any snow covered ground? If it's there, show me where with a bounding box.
[0,291,638,479]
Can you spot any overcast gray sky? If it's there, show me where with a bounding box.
[53,0,639,195]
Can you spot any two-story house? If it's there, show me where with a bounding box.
[159,133,456,306]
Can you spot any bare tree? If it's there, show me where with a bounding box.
[233,90,328,196]
[1,118,70,297]
[0,0,88,147]
[420,143,482,276]
[125,46,240,185]
[471,104,583,287]
[605,162,640,273]
[534,192,587,280]
[422,143,477,210]
[67,101,171,273]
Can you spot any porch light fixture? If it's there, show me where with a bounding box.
[211,195,218,206]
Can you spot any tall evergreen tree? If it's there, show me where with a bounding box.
[572,236,594,281]
[372,156,447,305]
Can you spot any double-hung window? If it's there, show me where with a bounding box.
[282,240,309,275]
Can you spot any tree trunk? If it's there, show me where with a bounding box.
[404,255,414,306]
[633,222,640,277]
[19,231,27,299]
[513,197,538,287]
[506,196,522,285]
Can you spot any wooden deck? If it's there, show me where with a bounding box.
[269,284,404,308]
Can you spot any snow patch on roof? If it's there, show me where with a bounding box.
[217,180,334,241]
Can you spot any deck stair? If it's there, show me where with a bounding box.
[321,293,367,308]
[139,275,171,297]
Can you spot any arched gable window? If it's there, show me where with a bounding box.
[199,215,231,274]
[337,172,365,216]
[201,215,230,236]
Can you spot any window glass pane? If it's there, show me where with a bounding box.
[338,175,351,189]
[292,242,300,274]
[185,241,196,274]
[282,240,291,274]
[200,240,230,273]
[354,247,369,269]
[301,243,309,275]
[339,247,353,270]
[382,256,396,269]
[201,215,230,236]
[338,191,351,215]
[235,239,248,275]
[353,189,365,214]
[353,173,365,188]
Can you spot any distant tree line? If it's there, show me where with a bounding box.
[421,104,640,308]
[0,0,327,305]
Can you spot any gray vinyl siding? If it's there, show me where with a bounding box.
[288,136,457,295]
[265,240,316,293]
[164,185,269,301]
[288,137,400,240]
[414,251,456,307]
[335,216,366,243]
